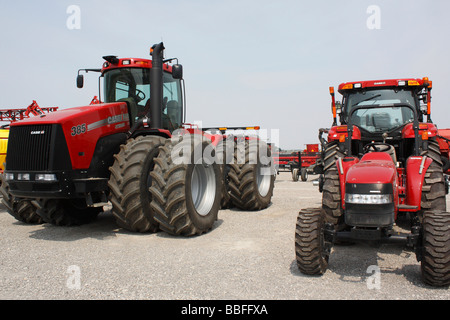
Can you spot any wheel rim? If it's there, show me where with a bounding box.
[191,164,216,216]
[256,163,271,197]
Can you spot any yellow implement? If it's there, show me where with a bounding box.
[0,129,9,172]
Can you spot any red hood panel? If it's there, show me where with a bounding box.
[346,160,396,184]
[11,102,131,170]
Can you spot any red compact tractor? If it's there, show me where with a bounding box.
[0,43,274,235]
[295,77,450,286]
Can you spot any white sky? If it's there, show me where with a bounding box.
[1,0,449,149]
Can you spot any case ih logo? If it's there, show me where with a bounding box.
[30,130,45,135]
[107,114,125,124]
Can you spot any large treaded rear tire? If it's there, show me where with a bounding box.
[149,134,221,236]
[108,135,166,232]
[228,139,274,210]
[420,150,447,213]
[321,142,344,226]
[295,207,330,275]
[417,150,449,286]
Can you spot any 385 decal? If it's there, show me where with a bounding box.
[71,123,86,136]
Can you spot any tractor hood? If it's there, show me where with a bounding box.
[10,102,129,127]
[346,152,397,185]
[9,102,131,170]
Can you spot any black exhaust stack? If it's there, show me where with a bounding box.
[150,42,165,129]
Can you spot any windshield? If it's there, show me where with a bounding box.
[350,105,414,133]
[344,88,417,119]
[103,68,183,129]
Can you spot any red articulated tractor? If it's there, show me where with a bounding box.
[0,42,274,235]
[295,77,450,286]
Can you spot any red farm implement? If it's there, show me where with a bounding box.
[274,144,321,181]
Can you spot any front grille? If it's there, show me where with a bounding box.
[6,124,71,171]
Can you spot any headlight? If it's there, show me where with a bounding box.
[345,193,392,204]
[35,174,58,182]
[5,173,14,181]
[17,173,30,181]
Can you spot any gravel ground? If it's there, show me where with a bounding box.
[0,171,449,300]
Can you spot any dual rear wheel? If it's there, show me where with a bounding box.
[109,134,221,236]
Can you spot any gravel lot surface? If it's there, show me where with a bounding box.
[0,172,449,300]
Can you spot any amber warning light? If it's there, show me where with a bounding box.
[329,87,337,125]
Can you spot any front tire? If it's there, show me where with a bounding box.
[108,135,166,232]
[416,156,449,286]
[150,134,221,236]
[35,198,101,226]
[0,174,43,224]
[419,211,450,287]
[295,207,331,275]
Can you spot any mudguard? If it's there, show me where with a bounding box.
[328,125,361,142]
[402,122,438,139]
[405,156,432,209]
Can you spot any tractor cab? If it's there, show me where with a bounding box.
[77,48,184,132]
[329,78,434,166]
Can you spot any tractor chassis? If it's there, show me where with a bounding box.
[324,222,420,248]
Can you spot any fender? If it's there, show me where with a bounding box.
[328,125,361,142]
[402,122,438,139]
[335,156,359,209]
[405,156,433,209]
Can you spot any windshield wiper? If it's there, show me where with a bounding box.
[352,94,382,107]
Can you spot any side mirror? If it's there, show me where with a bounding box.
[172,64,183,80]
[335,101,342,114]
[77,74,84,88]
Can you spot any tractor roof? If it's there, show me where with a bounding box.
[101,57,173,73]
[338,77,430,94]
